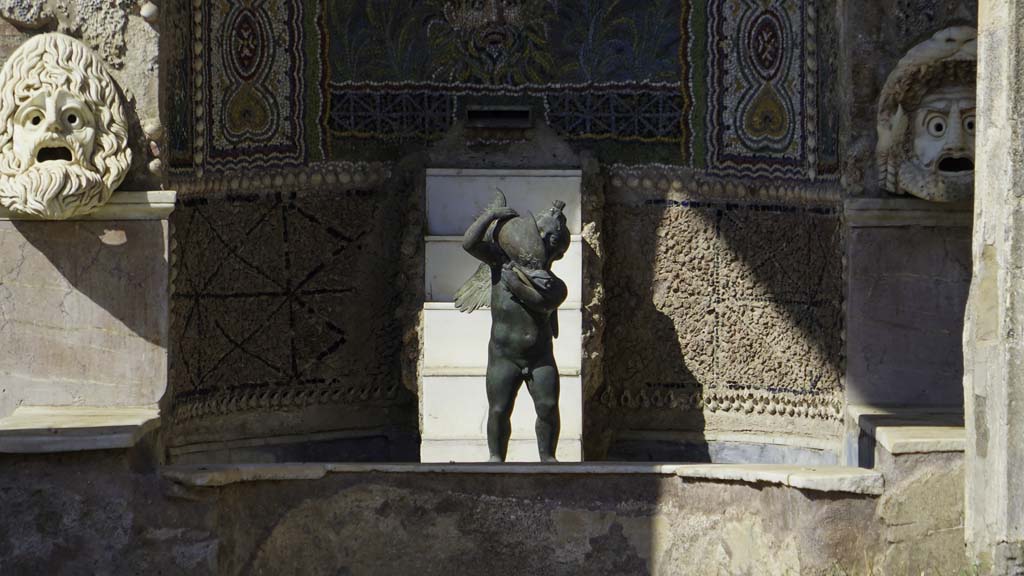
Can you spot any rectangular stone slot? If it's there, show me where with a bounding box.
[465,105,532,129]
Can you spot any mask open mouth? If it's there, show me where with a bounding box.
[938,156,974,173]
[36,144,73,164]
[482,28,508,47]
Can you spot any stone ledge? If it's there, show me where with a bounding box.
[849,404,965,455]
[425,168,582,177]
[161,462,883,495]
[845,197,972,227]
[0,190,176,221]
[423,302,584,310]
[421,366,581,377]
[873,426,965,454]
[676,464,884,495]
[162,463,683,487]
[0,406,160,453]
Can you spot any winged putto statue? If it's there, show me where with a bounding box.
[456,189,570,462]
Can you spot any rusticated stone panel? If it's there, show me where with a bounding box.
[594,169,844,456]
[166,186,416,460]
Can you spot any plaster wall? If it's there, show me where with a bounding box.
[838,0,978,427]
[963,0,1024,570]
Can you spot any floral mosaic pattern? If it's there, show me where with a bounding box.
[168,0,840,177]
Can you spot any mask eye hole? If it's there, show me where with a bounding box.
[927,115,947,137]
[30,114,42,126]
[67,113,77,126]
[964,115,976,135]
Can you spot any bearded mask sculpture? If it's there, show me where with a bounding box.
[876,27,977,202]
[0,33,132,219]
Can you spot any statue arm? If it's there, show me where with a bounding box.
[501,266,567,313]
[463,207,517,265]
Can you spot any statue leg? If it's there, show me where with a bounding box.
[486,356,523,462]
[525,362,560,463]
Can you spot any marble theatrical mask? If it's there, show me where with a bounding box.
[0,33,131,219]
[12,89,97,172]
[877,27,976,202]
[900,86,976,201]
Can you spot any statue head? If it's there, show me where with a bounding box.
[876,27,976,202]
[536,199,569,266]
[493,198,569,270]
[0,33,132,219]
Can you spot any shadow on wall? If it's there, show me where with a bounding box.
[8,218,169,347]
[593,200,707,460]
[163,189,418,462]
[597,185,843,462]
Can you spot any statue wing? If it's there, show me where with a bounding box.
[454,263,491,314]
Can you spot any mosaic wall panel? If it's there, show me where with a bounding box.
[168,0,841,179]
[168,0,326,175]
[693,0,840,179]
[597,173,844,437]
[168,189,414,431]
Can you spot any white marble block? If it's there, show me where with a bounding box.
[420,376,583,463]
[0,192,175,418]
[420,169,583,463]
[424,169,582,235]
[425,236,584,304]
[422,305,582,376]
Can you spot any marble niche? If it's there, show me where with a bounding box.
[420,168,583,462]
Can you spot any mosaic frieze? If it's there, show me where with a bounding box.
[169,0,840,178]
[169,189,414,424]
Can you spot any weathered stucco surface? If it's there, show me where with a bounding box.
[0,448,217,576]
[0,445,976,576]
[963,0,1024,572]
[0,218,169,417]
[846,223,971,407]
[223,475,878,576]
[869,443,968,574]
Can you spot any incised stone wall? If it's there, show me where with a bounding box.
[165,168,418,459]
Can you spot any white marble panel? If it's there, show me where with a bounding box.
[420,439,582,463]
[425,236,583,303]
[421,375,582,440]
[423,305,581,373]
[424,169,582,236]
